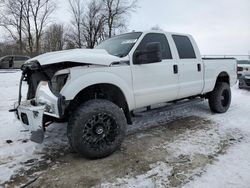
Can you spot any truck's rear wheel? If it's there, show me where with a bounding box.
[208,82,231,113]
[67,99,126,159]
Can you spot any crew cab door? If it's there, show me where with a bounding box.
[172,35,204,98]
[131,33,179,108]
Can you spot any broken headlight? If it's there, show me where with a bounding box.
[49,70,70,95]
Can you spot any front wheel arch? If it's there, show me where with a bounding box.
[67,99,127,159]
[66,83,132,124]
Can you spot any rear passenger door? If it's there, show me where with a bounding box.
[172,35,203,99]
[131,33,179,108]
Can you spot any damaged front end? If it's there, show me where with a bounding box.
[10,61,82,143]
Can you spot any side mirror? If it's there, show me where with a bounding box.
[146,42,162,64]
[134,42,162,64]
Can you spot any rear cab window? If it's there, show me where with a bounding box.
[172,35,196,59]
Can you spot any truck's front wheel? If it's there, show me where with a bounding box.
[67,99,126,159]
[208,82,231,113]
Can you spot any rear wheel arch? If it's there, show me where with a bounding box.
[215,71,230,86]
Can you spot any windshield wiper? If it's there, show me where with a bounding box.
[113,53,125,58]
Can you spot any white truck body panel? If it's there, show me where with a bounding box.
[174,36,204,99]
[131,59,179,108]
[13,30,238,147]
[18,30,237,124]
[43,30,237,111]
[202,59,237,93]
[129,32,179,108]
[61,65,136,110]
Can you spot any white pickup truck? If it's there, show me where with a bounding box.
[237,60,250,89]
[12,31,237,159]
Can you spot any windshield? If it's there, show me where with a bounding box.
[95,32,142,57]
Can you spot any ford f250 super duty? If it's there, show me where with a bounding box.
[11,31,237,159]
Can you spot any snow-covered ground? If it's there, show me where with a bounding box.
[102,84,250,188]
[184,88,250,188]
[0,70,250,187]
[0,71,68,184]
[102,85,250,188]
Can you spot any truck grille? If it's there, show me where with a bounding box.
[245,79,250,86]
[237,67,243,71]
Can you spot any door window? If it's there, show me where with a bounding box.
[134,33,172,64]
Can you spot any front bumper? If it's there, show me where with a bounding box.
[14,81,65,143]
[239,76,250,89]
[15,101,45,143]
[16,101,45,131]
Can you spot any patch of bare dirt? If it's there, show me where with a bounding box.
[4,116,244,188]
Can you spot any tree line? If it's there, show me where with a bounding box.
[0,0,137,57]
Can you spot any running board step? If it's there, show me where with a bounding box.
[132,98,205,117]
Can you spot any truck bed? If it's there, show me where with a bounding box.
[202,58,237,94]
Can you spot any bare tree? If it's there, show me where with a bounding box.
[102,0,137,38]
[29,0,56,55]
[18,0,56,56]
[66,0,138,48]
[1,0,56,56]
[68,0,84,48]
[22,0,34,55]
[82,0,105,48]
[64,37,77,50]
[0,0,25,54]
[43,24,65,52]
[0,40,20,56]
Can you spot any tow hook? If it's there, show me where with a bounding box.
[9,108,17,112]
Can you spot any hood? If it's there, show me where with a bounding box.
[26,49,121,67]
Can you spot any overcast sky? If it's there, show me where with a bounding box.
[1,0,249,56]
[131,0,250,55]
[54,0,250,56]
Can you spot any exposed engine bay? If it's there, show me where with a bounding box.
[21,61,86,100]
